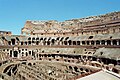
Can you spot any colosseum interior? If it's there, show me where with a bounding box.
[0,11,120,80]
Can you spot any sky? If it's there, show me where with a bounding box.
[0,0,120,35]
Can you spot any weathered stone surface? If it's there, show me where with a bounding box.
[0,11,120,80]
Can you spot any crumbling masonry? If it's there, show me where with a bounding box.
[0,11,120,80]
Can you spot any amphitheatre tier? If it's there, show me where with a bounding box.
[0,11,120,80]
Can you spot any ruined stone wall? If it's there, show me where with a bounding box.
[0,11,120,80]
[22,12,120,36]
[0,31,12,36]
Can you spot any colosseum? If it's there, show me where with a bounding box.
[0,11,120,80]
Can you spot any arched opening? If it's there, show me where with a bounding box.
[26,52,28,56]
[28,41,31,45]
[28,63,32,66]
[82,41,85,45]
[11,39,15,45]
[96,40,100,45]
[32,41,35,44]
[42,51,44,53]
[74,66,78,72]
[73,41,76,45]
[29,51,31,55]
[56,37,59,40]
[44,38,47,41]
[8,41,11,45]
[7,71,11,76]
[47,41,50,45]
[43,41,46,45]
[10,50,12,57]
[64,41,67,45]
[28,37,31,40]
[25,42,27,45]
[69,66,73,70]
[36,41,39,45]
[80,68,83,71]
[89,36,93,39]
[85,69,89,72]
[21,42,23,45]
[14,51,18,57]
[101,40,105,45]
[107,40,111,45]
[86,41,89,45]
[88,52,92,54]
[112,40,117,45]
[65,37,69,40]
[36,37,39,41]
[68,40,72,45]
[32,37,35,41]
[60,37,64,41]
[40,38,43,40]
[33,63,35,65]
[91,41,94,45]
[51,39,55,45]
[77,41,80,45]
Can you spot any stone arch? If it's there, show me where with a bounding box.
[85,69,89,72]
[74,66,78,72]
[77,41,80,45]
[80,68,83,71]
[8,41,11,45]
[47,41,50,45]
[28,41,31,45]
[86,41,90,45]
[28,37,31,40]
[36,41,39,45]
[88,52,92,54]
[68,40,72,45]
[112,40,117,45]
[36,37,39,41]
[65,37,69,40]
[28,63,32,66]
[91,41,94,45]
[32,41,35,44]
[64,41,67,45]
[69,66,73,70]
[107,40,111,45]
[43,41,46,45]
[25,41,27,45]
[96,40,100,45]
[11,39,15,45]
[82,41,85,45]
[40,38,43,40]
[21,42,23,45]
[60,37,64,41]
[10,50,12,57]
[56,37,60,40]
[33,63,35,65]
[101,40,105,45]
[32,37,35,41]
[14,51,18,57]
[26,52,28,56]
[51,39,55,45]
[73,41,76,45]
